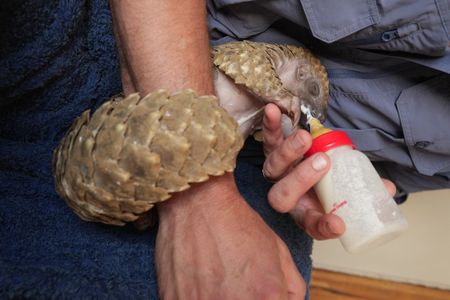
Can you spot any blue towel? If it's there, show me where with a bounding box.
[0,1,312,298]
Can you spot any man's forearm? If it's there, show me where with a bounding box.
[109,0,214,95]
[109,0,237,216]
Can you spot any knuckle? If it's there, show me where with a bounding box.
[256,282,286,300]
[263,162,279,182]
[277,145,294,162]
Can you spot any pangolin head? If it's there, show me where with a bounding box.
[212,41,329,126]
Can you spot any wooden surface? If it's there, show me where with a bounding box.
[310,269,450,300]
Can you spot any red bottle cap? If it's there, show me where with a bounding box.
[304,130,355,157]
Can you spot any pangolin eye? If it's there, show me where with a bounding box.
[296,65,306,80]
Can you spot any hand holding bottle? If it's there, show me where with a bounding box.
[262,104,399,245]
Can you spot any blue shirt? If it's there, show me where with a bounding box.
[207,0,450,198]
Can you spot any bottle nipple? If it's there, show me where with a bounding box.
[309,117,332,138]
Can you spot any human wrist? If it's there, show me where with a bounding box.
[156,173,240,221]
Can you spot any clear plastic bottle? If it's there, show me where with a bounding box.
[305,119,408,253]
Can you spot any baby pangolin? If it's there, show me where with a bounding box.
[53,41,329,229]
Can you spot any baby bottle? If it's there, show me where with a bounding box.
[305,118,408,253]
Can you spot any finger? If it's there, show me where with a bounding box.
[263,130,311,181]
[305,211,346,240]
[289,190,344,239]
[268,153,330,213]
[382,178,396,197]
[262,104,284,156]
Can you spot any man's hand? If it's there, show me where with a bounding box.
[262,104,396,240]
[156,174,306,299]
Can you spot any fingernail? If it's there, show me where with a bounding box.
[312,154,328,171]
[291,131,305,150]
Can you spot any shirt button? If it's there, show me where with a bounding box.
[414,141,433,148]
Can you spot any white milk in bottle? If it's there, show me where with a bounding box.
[305,119,408,253]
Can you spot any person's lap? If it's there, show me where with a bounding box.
[0,139,312,299]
